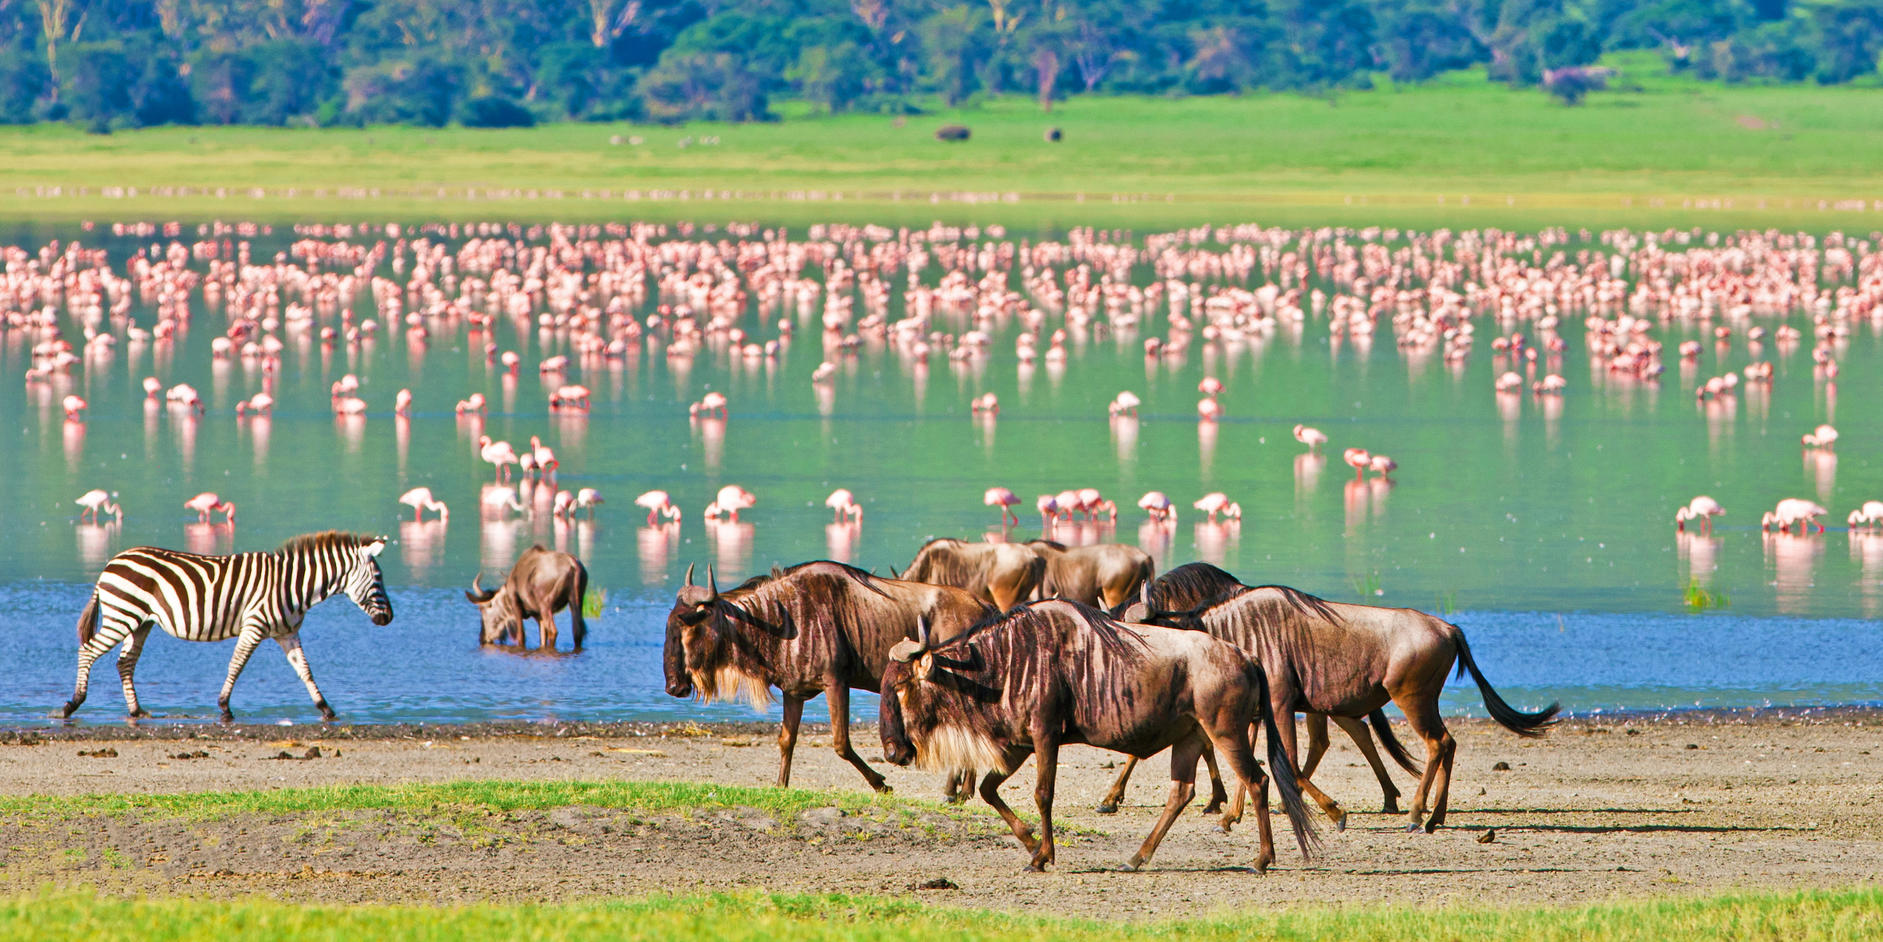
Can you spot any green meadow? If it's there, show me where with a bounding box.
[3,60,1881,229]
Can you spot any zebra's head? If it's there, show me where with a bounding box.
[343,537,395,626]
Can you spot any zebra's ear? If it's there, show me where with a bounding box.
[363,538,387,558]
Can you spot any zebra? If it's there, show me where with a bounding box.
[60,531,395,723]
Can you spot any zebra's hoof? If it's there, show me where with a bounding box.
[219,712,236,725]
[128,709,151,719]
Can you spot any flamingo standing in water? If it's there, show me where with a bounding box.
[1193,492,1241,522]
[690,391,728,418]
[75,489,121,522]
[703,484,755,521]
[529,436,559,476]
[1036,494,1062,525]
[394,389,413,417]
[62,395,87,421]
[1138,491,1176,524]
[1675,496,1725,533]
[985,486,1021,526]
[1293,424,1327,453]
[478,436,519,481]
[399,487,448,520]
[142,377,163,401]
[1342,447,1372,481]
[635,490,681,525]
[1848,500,1883,531]
[184,492,235,523]
[1802,424,1838,449]
[455,393,487,414]
[971,392,999,415]
[1198,377,1224,399]
[1369,454,1398,480]
[1077,487,1118,520]
[1109,391,1140,417]
[573,488,604,517]
[825,488,863,522]
[1762,498,1827,534]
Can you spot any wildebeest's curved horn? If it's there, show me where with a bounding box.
[888,564,901,579]
[916,616,930,650]
[465,573,498,604]
[684,562,695,587]
[706,564,719,601]
[887,638,923,663]
[1140,579,1150,607]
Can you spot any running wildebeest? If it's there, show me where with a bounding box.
[1103,562,1422,821]
[1138,581,1559,833]
[663,560,996,793]
[1024,540,1154,612]
[879,600,1319,873]
[901,538,1044,613]
[466,546,590,650]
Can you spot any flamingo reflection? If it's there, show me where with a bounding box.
[183,522,233,556]
[637,522,682,586]
[398,518,448,576]
[707,518,755,574]
[826,521,860,562]
[1765,531,1821,615]
[1193,519,1239,564]
[1676,530,1721,588]
[76,521,120,569]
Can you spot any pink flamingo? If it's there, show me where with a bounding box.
[1293,424,1327,453]
[1138,491,1176,524]
[971,392,999,415]
[166,384,205,413]
[529,436,559,475]
[1077,487,1117,520]
[1056,490,1083,520]
[1675,496,1725,534]
[1036,494,1062,524]
[75,489,121,522]
[455,393,487,414]
[1198,377,1224,398]
[184,492,235,523]
[704,484,755,521]
[826,488,863,522]
[399,487,448,521]
[552,490,577,518]
[1193,492,1241,522]
[333,396,368,415]
[1197,398,1222,422]
[985,486,1021,526]
[551,384,591,411]
[142,377,163,401]
[62,395,87,421]
[1802,424,1838,449]
[1343,447,1372,481]
[635,490,681,525]
[478,436,519,481]
[394,388,413,417]
[1763,498,1828,534]
[690,391,728,418]
[574,488,604,517]
[500,351,521,374]
[235,392,274,417]
[1109,391,1140,417]
[1369,454,1398,480]
[539,355,570,374]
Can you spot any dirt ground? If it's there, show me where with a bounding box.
[0,711,1878,917]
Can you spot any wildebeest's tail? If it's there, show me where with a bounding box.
[1253,663,1320,860]
[1453,629,1559,737]
[1367,707,1423,775]
[76,594,99,648]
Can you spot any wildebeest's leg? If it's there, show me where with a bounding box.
[276,634,337,721]
[116,626,154,718]
[1123,731,1202,872]
[1028,735,1060,871]
[1207,721,1278,874]
[1095,756,1137,814]
[978,749,1039,856]
[568,567,589,649]
[1198,742,1228,814]
[825,684,889,793]
[1299,713,1331,778]
[217,627,268,724]
[775,694,804,788]
[1331,713,1402,813]
[1398,695,1456,833]
[1273,705,1346,831]
[942,768,976,803]
[538,608,558,651]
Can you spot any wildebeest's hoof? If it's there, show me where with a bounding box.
[1094,802,1119,815]
[1117,859,1142,873]
[1382,799,1401,814]
[1424,820,1443,834]
[1330,809,1348,832]
[1023,863,1046,873]
[1201,801,1224,815]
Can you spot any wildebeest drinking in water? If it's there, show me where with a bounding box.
[1137,572,1559,833]
[879,600,1319,873]
[1104,562,1422,820]
[466,546,590,650]
[1024,540,1154,612]
[900,538,1043,613]
[663,560,996,793]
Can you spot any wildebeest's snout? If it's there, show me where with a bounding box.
[666,677,694,698]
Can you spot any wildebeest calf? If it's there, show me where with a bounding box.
[880,600,1318,873]
[466,546,590,650]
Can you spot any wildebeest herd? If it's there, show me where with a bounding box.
[660,537,1559,872]
[62,530,1555,873]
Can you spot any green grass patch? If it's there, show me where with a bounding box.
[581,587,608,619]
[1683,580,1730,613]
[0,779,936,824]
[0,886,1877,941]
[5,70,1883,229]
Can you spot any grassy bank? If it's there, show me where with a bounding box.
[0,886,1877,941]
[3,62,1881,229]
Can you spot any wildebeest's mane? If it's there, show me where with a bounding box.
[1147,562,1247,610]
[1242,584,1344,625]
[927,599,1148,672]
[277,531,377,555]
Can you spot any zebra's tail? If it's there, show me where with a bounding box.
[76,594,99,648]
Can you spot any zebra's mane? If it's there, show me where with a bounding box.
[276,531,379,555]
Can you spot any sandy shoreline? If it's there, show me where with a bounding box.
[0,710,1877,916]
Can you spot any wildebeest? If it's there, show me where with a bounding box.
[879,600,1319,873]
[663,560,997,793]
[466,546,590,650]
[1024,540,1154,611]
[1104,562,1422,821]
[1138,578,1559,833]
[901,538,1043,613]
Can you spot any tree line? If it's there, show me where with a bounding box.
[2,0,1880,130]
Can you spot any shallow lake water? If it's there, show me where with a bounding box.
[2,220,1878,726]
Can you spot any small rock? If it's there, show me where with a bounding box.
[302,746,322,760]
[170,750,210,760]
[78,748,117,758]
[1686,743,1700,750]
[1491,761,1511,771]
[1477,829,1496,844]
[800,807,847,827]
[1477,787,1486,796]
[912,877,958,891]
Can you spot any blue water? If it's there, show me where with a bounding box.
[5,582,1875,727]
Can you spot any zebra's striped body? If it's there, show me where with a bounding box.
[61,531,394,723]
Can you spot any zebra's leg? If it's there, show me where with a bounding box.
[117,625,155,718]
[217,629,268,724]
[60,627,124,719]
[276,634,336,722]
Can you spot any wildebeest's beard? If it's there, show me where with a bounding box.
[678,599,786,711]
[478,594,523,644]
[885,642,1014,775]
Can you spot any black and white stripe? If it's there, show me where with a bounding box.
[61,531,395,722]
